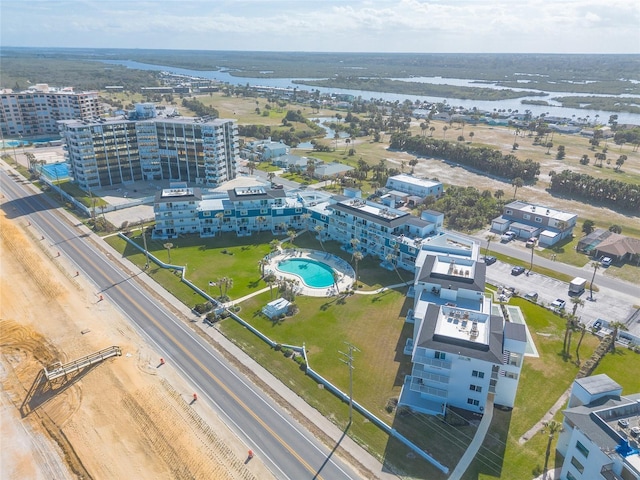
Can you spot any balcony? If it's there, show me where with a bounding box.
[412,365,450,384]
[408,377,448,398]
[413,353,452,370]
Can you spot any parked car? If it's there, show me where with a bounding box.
[593,320,602,331]
[524,292,539,302]
[271,183,284,189]
[484,255,497,265]
[501,231,517,242]
[525,237,537,248]
[600,256,612,267]
[511,266,525,275]
[550,298,566,310]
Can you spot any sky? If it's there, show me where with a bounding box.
[1,0,639,54]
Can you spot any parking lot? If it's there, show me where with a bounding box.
[485,259,640,337]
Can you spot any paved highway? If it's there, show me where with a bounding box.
[0,168,362,480]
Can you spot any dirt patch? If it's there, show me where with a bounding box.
[0,210,274,479]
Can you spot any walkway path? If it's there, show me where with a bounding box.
[447,395,495,480]
[519,388,571,444]
[353,281,412,295]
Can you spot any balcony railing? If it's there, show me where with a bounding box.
[413,353,452,370]
[409,378,448,398]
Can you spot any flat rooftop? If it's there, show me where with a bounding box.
[434,305,491,347]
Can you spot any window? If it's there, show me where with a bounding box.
[469,384,482,392]
[566,473,577,480]
[467,398,479,406]
[260,208,268,214]
[505,209,513,215]
[321,215,326,220]
[224,209,231,215]
[575,441,589,458]
[535,217,542,223]
[472,370,485,378]
[435,351,446,360]
[523,214,530,220]
[570,456,584,474]
[240,210,248,216]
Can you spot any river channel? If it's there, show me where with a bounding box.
[103,60,640,125]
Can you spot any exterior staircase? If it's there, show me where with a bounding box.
[44,346,122,381]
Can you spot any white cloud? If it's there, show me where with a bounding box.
[1,0,638,53]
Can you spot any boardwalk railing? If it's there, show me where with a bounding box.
[44,346,122,381]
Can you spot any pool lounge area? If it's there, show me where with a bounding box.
[265,248,355,297]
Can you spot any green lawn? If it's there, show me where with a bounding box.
[107,230,640,479]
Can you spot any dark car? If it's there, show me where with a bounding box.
[511,266,525,275]
[484,256,497,265]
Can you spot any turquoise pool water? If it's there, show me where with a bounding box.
[40,162,70,180]
[277,258,335,288]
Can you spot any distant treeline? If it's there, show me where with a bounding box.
[390,133,540,182]
[549,170,640,210]
[0,57,159,92]
[298,76,544,101]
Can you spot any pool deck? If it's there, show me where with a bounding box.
[265,248,355,297]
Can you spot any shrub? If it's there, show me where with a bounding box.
[282,348,293,358]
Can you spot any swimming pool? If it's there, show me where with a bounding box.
[277,258,335,288]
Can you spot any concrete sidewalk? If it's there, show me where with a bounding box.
[446,395,495,480]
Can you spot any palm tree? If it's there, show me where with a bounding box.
[215,212,224,236]
[542,420,562,476]
[267,171,275,184]
[163,243,174,263]
[314,225,325,250]
[494,190,504,200]
[287,229,296,246]
[332,270,340,294]
[589,261,599,300]
[563,315,575,357]
[429,126,435,137]
[349,238,360,257]
[512,177,524,198]
[420,122,428,137]
[570,296,585,317]
[247,161,256,175]
[301,213,311,232]
[575,323,587,365]
[353,251,363,287]
[442,125,448,139]
[609,321,628,353]
[485,234,495,256]
[264,273,277,299]
[258,258,268,277]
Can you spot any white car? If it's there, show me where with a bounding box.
[600,256,612,267]
[501,231,516,242]
[550,299,566,310]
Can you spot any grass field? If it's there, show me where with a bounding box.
[106,228,640,479]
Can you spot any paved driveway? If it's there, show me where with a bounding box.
[485,260,639,335]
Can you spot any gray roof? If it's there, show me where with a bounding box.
[576,374,622,396]
[417,256,486,291]
[563,394,640,451]
[416,303,504,363]
[504,322,527,342]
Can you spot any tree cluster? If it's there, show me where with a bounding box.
[181,98,219,118]
[390,133,540,182]
[549,170,640,210]
[429,186,506,231]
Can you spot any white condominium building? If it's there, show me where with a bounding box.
[1,85,99,137]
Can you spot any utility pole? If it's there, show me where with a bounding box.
[339,342,360,426]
